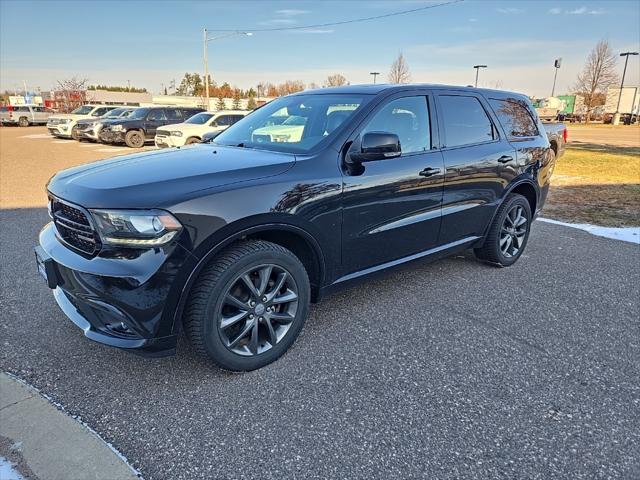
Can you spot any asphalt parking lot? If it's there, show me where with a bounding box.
[1,127,639,479]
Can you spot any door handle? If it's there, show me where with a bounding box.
[419,167,441,177]
[497,155,514,163]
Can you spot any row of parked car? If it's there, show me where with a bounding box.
[45,105,249,148]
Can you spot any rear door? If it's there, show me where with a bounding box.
[145,109,168,138]
[341,92,445,274]
[435,90,517,244]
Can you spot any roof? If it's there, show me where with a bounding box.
[299,83,528,100]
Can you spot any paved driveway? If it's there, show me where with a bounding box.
[1,205,639,479]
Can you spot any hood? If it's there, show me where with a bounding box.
[47,144,295,209]
[50,113,90,121]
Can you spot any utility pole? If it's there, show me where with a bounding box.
[613,51,639,125]
[473,65,487,88]
[551,58,562,97]
[370,72,380,84]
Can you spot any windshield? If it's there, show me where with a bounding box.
[214,94,369,153]
[71,105,94,115]
[104,108,129,119]
[126,108,150,120]
[185,113,214,125]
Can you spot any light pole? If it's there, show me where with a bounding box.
[370,72,380,84]
[613,51,639,125]
[204,29,252,110]
[551,58,562,97]
[473,65,487,88]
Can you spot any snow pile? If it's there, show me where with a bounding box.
[0,457,25,480]
[540,218,640,244]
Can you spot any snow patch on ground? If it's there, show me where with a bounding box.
[0,457,25,480]
[539,218,640,244]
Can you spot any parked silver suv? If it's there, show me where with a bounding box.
[0,105,53,126]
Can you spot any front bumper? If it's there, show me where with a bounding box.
[78,124,101,141]
[47,124,72,137]
[155,134,185,148]
[36,222,197,357]
[99,128,125,144]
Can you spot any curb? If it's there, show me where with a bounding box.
[0,372,141,480]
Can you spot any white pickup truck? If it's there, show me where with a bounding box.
[0,105,53,126]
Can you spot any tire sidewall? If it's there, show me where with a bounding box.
[71,125,80,140]
[493,195,532,266]
[19,117,29,127]
[201,250,310,371]
[125,130,144,148]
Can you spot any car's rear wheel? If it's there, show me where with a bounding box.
[124,129,145,148]
[184,240,310,371]
[18,116,29,127]
[475,193,531,267]
[185,137,200,145]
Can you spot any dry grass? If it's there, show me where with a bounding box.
[545,145,640,226]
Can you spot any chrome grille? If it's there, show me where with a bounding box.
[156,129,171,137]
[50,196,100,255]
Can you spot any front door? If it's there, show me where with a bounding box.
[435,91,517,244]
[341,93,445,276]
[145,109,168,138]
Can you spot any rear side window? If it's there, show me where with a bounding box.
[166,109,183,120]
[17,106,30,112]
[215,115,232,126]
[439,95,494,147]
[148,109,167,121]
[489,98,539,138]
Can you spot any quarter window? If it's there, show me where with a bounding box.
[439,95,494,147]
[489,98,539,138]
[362,96,431,154]
[148,109,167,121]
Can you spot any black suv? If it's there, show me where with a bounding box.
[35,85,558,371]
[100,106,204,147]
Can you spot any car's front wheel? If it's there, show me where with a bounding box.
[475,193,532,267]
[18,116,29,127]
[124,129,145,148]
[184,240,310,371]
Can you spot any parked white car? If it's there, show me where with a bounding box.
[0,105,53,126]
[155,110,247,148]
[47,105,123,139]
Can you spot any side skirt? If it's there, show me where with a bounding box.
[319,235,481,299]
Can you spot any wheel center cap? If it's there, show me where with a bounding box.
[254,303,266,315]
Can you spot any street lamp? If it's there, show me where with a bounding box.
[473,65,487,88]
[613,51,639,125]
[203,29,252,109]
[551,58,562,97]
[370,72,380,84]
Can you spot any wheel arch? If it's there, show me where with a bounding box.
[171,220,327,333]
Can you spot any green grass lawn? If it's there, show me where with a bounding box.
[545,145,640,227]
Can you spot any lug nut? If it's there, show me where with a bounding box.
[262,296,267,302]
[250,301,256,307]
[249,314,254,319]
[259,316,264,321]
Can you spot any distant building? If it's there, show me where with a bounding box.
[86,89,152,106]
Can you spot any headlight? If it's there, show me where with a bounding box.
[111,124,124,132]
[90,209,182,247]
[170,131,183,137]
[272,134,291,142]
[61,119,72,124]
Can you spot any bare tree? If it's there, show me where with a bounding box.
[573,39,619,122]
[324,74,349,87]
[55,76,88,112]
[388,52,411,84]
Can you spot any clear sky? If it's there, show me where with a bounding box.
[1,0,639,98]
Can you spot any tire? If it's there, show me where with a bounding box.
[124,129,145,148]
[71,125,81,140]
[184,240,310,371]
[475,193,532,267]
[185,137,200,145]
[18,117,29,127]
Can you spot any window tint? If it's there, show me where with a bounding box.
[229,115,244,125]
[92,108,109,116]
[215,115,231,126]
[17,106,30,112]
[439,95,494,147]
[147,109,167,121]
[362,96,430,154]
[489,98,539,138]
[166,109,183,120]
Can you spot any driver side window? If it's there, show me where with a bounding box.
[362,96,431,155]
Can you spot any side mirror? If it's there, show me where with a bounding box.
[350,132,401,163]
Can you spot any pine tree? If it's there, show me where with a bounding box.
[232,90,241,110]
[216,97,226,111]
[247,96,257,110]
